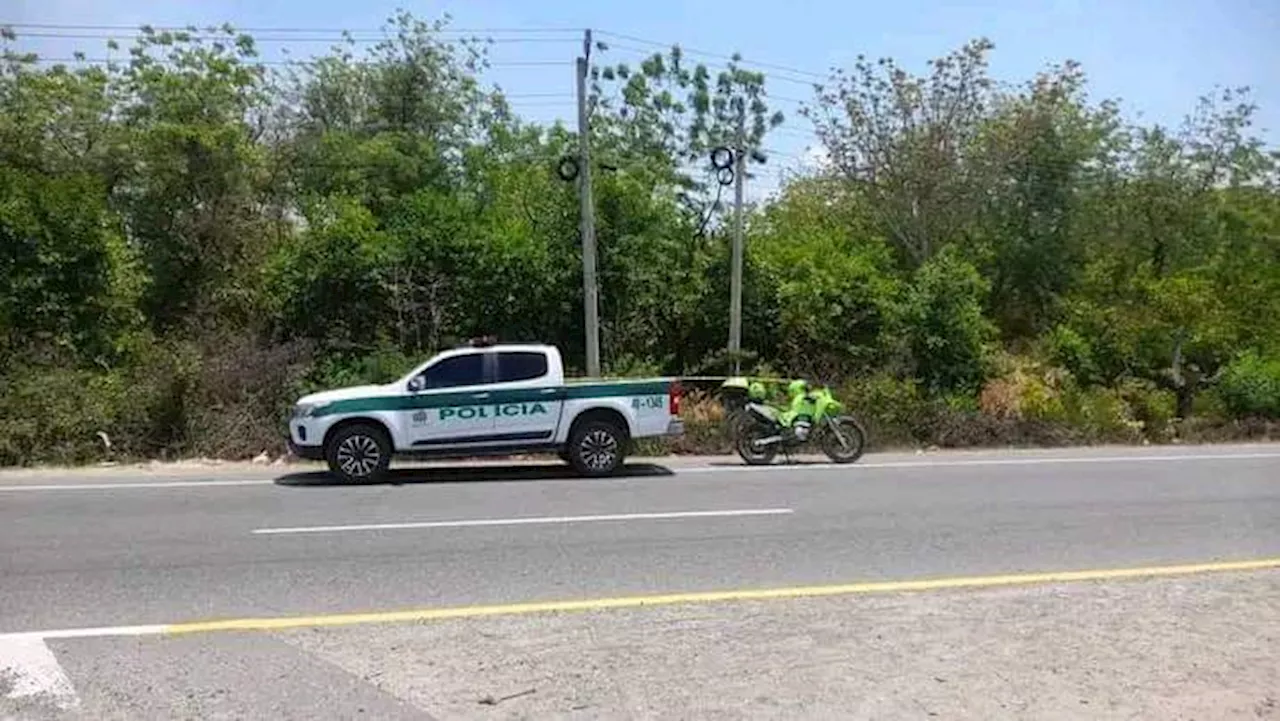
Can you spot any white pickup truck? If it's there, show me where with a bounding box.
[288,341,685,482]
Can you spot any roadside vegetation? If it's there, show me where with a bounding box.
[2,14,1279,465]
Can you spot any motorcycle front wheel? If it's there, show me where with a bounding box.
[819,416,867,464]
[735,422,779,466]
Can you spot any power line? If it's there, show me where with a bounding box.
[600,42,819,88]
[500,93,574,99]
[5,23,824,142]
[595,30,827,81]
[772,126,820,140]
[17,56,571,69]
[11,31,578,45]
[0,22,581,35]
[4,23,834,83]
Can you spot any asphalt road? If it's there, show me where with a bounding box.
[3,444,1279,634]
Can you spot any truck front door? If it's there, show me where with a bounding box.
[403,351,497,449]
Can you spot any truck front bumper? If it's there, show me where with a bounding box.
[287,437,325,461]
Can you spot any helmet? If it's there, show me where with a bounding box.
[747,381,767,401]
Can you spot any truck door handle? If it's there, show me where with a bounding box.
[471,392,490,400]
[540,388,558,395]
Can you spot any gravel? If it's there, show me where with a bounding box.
[280,571,1280,720]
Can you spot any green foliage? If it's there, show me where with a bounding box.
[1118,378,1178,439]
[896,248,997,395]
[590,42,784,200]
[752,177,901,376]
[1218,352,1280,418]
[806,39,997,267]
[266,197,391,348]
[0,367,130,465]
[0,169,142,366]
[304,345,418,392]
[0,16,1278,464]
[1045,325,1099,386]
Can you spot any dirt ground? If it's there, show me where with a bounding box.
[280,571,1280,720]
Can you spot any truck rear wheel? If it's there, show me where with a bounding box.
[568,419,626,477]
[325,423,392,483]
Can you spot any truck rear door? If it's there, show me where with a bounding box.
[489,350,565,445]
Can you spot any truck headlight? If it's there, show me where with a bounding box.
[292,402,329,419]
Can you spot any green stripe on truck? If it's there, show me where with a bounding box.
[310,380,672,418]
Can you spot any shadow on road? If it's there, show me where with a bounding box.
[274,463,676,487]
[705,459,830,468]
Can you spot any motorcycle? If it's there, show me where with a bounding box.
[721,377,867,465]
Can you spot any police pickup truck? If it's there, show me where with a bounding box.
[288,340,685,482]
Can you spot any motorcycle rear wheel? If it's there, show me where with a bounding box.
[820,416,867,464]
[735,422,779,466]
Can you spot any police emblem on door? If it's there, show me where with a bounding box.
[412,410,429,426]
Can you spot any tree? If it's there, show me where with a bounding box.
[0,170,142,367]
[806,39,996,268]
[277,11,491,216]
[1058,87,1277,414]
[2,11,1279,466]
[111,25,276,332]
[974,62,1117,338]
[590,44,785,227]
[0,47,142,368]
[895,247,997,396]
[750,176,901,376]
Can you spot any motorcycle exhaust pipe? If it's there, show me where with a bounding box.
[752,435,784,448]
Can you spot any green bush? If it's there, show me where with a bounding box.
[1066,386,1138,442]
[895,248,997,396]
[1118,378,1178,439]
[304,345,418,393]
[842,374,931,446]
[1218,351,1280,418]
[1046,325,1100,386]
[0,368,122,466]
[0,334,317,466]
[603,354,665,379]
[1012,373,1136,442]
[1190,386,1230,420]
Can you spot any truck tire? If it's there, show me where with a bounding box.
[325,422,392,483]
[568,419,626,477]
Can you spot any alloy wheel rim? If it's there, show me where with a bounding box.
[336,434,381,477]
[580,429,619,470]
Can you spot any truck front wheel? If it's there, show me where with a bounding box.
[325,423,392,483]
[568,419,626,477]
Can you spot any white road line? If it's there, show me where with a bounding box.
[253,508,795,535]
[0,479,271,492]
[680,451,1280,474]
[1,450,1277,492]
[0,626,170,643]
[0,634,80,711]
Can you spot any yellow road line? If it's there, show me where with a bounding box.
[162,557,1280,636]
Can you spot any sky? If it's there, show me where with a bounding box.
[5,0,1277,196]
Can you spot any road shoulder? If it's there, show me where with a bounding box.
[2,441,1279,487]
[280,570,1280,720]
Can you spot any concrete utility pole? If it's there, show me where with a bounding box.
[575,29,601,378]
[727,105,746,375]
